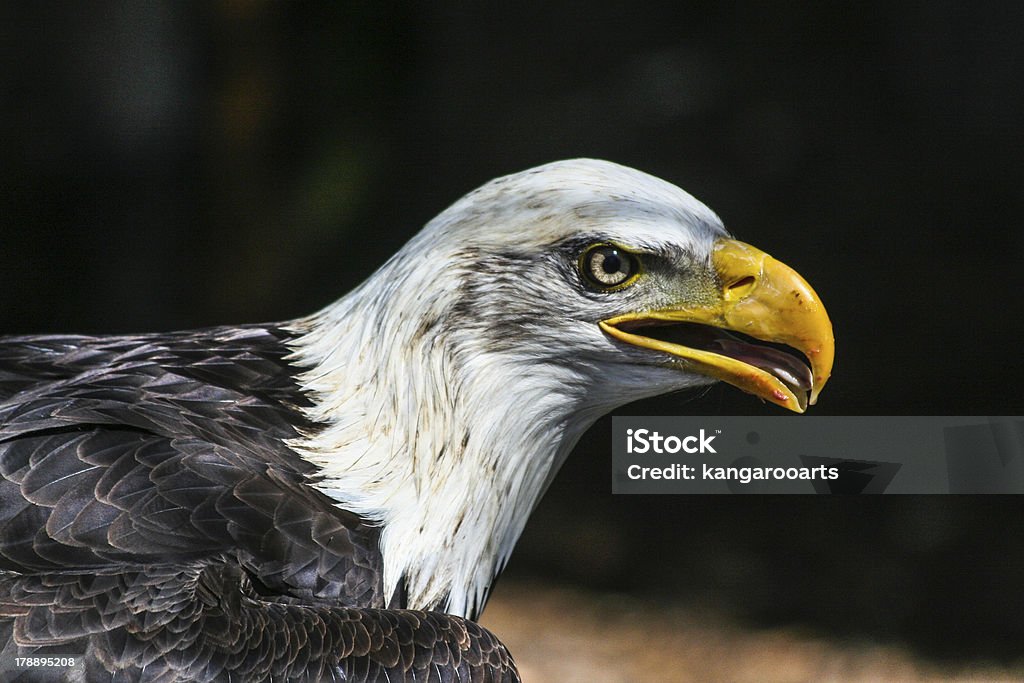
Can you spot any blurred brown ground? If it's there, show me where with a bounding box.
[481,581,1024,683]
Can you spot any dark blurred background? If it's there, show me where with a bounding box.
[2,1,1023,667]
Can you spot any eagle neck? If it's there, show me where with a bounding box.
[286,255,595,619]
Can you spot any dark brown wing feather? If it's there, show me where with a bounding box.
[0,328,520,681]
[0,565,518,682]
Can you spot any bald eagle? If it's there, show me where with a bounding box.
[0,160,832,681]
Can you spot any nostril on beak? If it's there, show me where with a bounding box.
[724,275,756,300]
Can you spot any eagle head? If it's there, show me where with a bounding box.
[404,158,832,412]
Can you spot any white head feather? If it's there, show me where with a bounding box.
[287,159,728,617]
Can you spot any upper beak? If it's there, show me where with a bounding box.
[598,239,834,413]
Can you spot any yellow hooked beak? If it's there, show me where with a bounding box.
[598,239,834,413]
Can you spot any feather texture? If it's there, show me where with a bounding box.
[0,328,518,680]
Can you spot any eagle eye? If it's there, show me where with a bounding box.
[580,244,640,289]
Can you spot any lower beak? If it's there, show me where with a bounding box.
[598,239,834,413]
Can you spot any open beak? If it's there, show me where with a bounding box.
[598,239,834,413]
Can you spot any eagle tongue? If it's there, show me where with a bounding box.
[710,337,813,392]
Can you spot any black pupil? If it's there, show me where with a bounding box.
[601,250,622,273]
